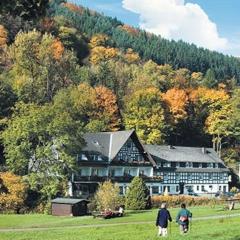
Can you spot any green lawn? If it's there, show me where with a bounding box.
[0,205,240,240]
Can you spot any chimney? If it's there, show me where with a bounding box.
[202,147,207,154]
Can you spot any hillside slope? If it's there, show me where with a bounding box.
[52,2,240,83]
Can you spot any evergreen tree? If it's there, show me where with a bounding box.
[202,69,218,88]
[125,176,150,210]
[51,2,240,84]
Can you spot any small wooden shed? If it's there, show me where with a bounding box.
[51,198,88,216]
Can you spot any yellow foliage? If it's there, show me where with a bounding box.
[191,72,203,82]
[0,172,27,212]
[51,39,64,60]
[124,87,166,144]
[72,83,97,112]
[13,75,29,91]
[90,46,119,64]
[0,25,7,47]
[189,87,229,106]
[89,34,109,48]
[205,103,232,136]
[95,181,120,211]
[162,88,189,122]
[124,48,140,63]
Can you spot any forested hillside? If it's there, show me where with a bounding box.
[0,0,240,209]
[53,2,240,84]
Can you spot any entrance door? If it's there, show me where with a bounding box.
[179,182,184,194]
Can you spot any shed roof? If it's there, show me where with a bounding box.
[51,198,88,205]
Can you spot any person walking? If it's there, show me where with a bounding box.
[155,202,172,237]
[176,203,192,234]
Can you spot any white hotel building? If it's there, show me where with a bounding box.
[71,130,229,198]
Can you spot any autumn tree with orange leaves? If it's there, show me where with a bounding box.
[95,86,121,131]
[53,83,121,132]
[162,88,189,123]
[0,25,8,69]
[0,172,27,213]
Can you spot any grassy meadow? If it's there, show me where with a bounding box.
[0,205,240,240]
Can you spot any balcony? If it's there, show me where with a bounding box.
[74,176,107,182]
[73,175,163,183]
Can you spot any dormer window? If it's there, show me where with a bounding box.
[207,163,213,168]
[180,162,186,167]
[186,162,192,168]
[92,140,100,146]
[81,154,88,161]
[163,162,171,168]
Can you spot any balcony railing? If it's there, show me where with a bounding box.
[74,175,163,182]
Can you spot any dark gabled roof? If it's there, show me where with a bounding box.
[82,130,134,160]
[81,130,156,166]
[83,132,111,158]
[145,145,226,165]
[109,130,135,160]
[51,198,88,205]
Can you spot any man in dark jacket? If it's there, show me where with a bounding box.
[176,203,192,234]
[156,202,172,237]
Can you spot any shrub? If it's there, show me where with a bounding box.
[151,195,220,208]
[125,176,150,210]
[95,180,121,211]
[230,187,239,193]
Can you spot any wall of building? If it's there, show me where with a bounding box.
[52,203,72,216]
[117,182,229,196]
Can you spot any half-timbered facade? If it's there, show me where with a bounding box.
[145,145,229,195]
[70,130,229,198]
[71,130,161,198]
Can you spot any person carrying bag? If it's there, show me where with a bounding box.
[176,203,192,234]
